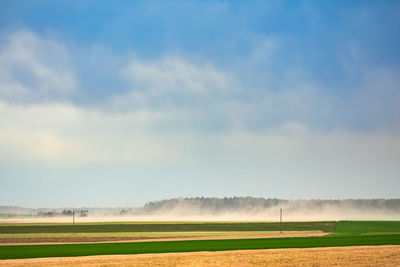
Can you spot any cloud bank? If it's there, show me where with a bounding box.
[0,27,399,206]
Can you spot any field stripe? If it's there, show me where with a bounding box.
[1,234,400,260]
[0,221,335,233]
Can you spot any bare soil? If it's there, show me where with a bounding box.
[0,232,327,245]
[1,245,399,266]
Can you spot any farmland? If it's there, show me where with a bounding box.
[0,221,333,244]
[1,246,399,267]
[0,221,336,233]
[0,221,399,261]
[334,220,400,235]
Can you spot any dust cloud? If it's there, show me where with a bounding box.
[2,198,400,223]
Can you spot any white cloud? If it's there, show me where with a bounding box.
[0,31,77,103]
[1,96,399,189]
[0,101,184,164]
[0,30,398,191]
[123,56,232,93]
[113,56,235,109]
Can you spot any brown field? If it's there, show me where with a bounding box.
[0,231,327,245]
[1,245,399,266]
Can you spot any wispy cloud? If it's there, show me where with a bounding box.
[0,30,399,165]
[0,31,77,103]
[0,22,399,206]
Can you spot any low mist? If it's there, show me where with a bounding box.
[1,198,400,222]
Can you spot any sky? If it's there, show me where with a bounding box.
[0,0,399,208]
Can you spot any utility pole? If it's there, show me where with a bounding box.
[280,208,282,233]
[72,210,75,225]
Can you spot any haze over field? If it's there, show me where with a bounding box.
[0,1,399,208]
[2,198,400,222]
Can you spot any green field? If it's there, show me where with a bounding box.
[0,221,399,260]
[0,221,335,233]
[1,234,400,260]
[334,220,400,235]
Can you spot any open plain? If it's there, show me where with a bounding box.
[1,245,399,267]
[0,220,400,266]
[0,231,327,245]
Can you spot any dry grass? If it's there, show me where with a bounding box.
[1,245,399,266]
[0,231,327,245]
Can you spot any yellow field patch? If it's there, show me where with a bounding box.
[1,245,399,266]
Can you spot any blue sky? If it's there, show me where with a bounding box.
[0,1,399,207]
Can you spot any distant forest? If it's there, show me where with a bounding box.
[1,197,400,216]
[142,197,400,213]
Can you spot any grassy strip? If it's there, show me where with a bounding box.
[0,221,335,234]
[0,231,322,239]
[335,221,400,234]
[1,234,400,260]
